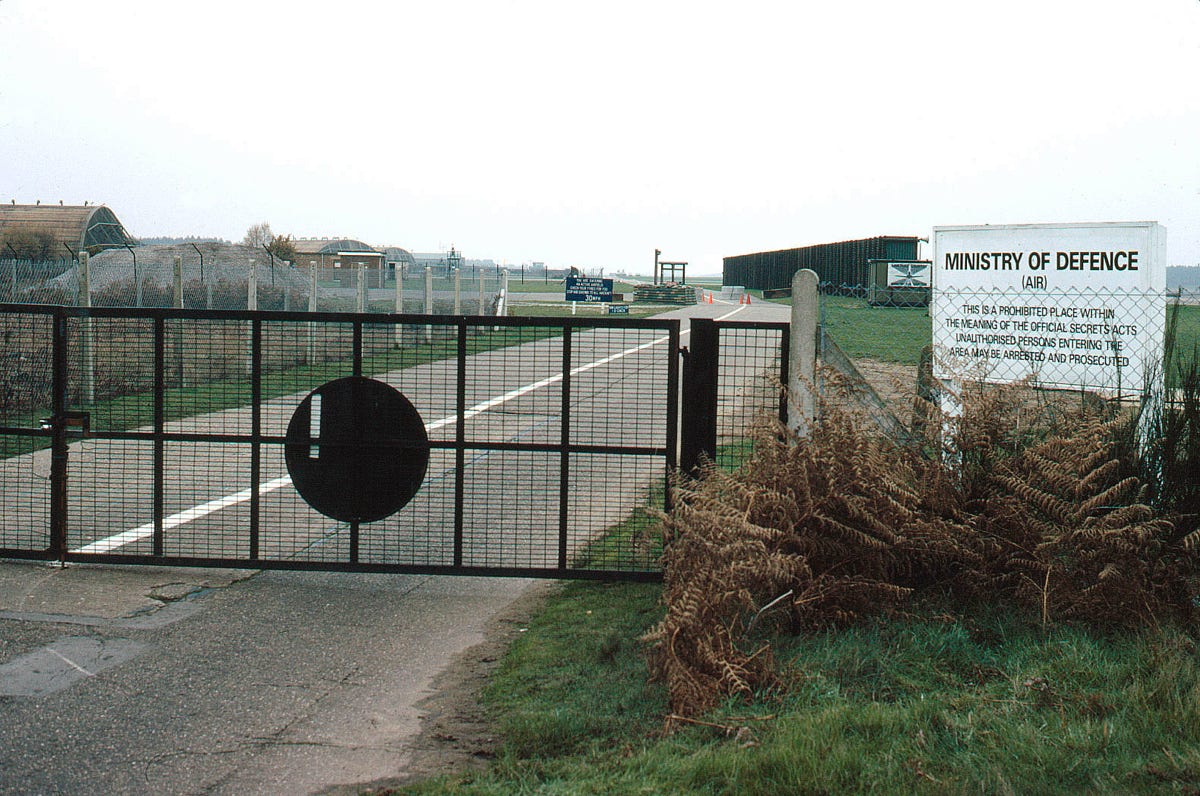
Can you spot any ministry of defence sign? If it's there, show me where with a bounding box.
[932,222,1166,396]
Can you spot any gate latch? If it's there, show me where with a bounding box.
[40,411,91,437]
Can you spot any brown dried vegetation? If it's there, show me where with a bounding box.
[646,378,1200,717]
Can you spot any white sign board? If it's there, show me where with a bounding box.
[932,222,1165,395]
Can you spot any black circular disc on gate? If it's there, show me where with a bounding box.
[284,376,430,523]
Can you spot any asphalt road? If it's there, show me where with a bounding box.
[0,561,534,794]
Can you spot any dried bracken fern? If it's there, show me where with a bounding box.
[986,410,1184,627]
[646,390,968,717]
[647,375,1200,720]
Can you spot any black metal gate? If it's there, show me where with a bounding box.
[0,305,788,580]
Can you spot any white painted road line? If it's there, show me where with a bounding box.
[73,306,749,554]
[73,476,294,554]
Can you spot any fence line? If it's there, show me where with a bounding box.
[0,258,506,316]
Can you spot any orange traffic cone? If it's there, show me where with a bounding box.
[745,294,751,305]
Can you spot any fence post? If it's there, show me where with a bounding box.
[478,268,485,317]
[247,257,258,310]
[356,264,367,313]
[309,263,318,313]
[499,269,508,317]
[246,258,257,376]
[393,263,404,348]
[453,267,461,314]
[308,264,318,364]
[788,268,819,436]
[173,255,183,308]
[423,266,433,343]
[680,317,719,475]
[79,252,95,404]
[173,254,185,388]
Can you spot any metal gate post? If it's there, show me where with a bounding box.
[680,317,719,476]
[48,311,70,560]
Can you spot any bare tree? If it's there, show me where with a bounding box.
[242,222,274,249]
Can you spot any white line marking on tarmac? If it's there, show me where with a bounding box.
[47,648,94,677]
[74,306,749,554]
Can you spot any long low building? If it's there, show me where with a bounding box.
[290,238,384,270]
[723,236,920,291]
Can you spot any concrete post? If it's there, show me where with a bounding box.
[247,258,258,310]
[307,264,318,365]
[478,269,485,317]
[309,263,318,313]
[246,258,257,376]
[453,268,461,315]
[79,252,95,404]
[356,264,367,313]
[493,268,509,332]
[393,263,404,348]
[423,266,433,344]
[173,255,184,309]
[77,251,90,308]
[788,269,819,436]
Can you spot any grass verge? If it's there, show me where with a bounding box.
[820,295,932,366]
[395,587,1200,795]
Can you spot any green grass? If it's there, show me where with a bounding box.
[758,295,1200,372]
[821,295,932,365]
[571,496,664,573]
[396,587,1200,795]
[1170,302,1200,359]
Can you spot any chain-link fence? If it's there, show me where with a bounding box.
[813,282,1200,446]
[0,246,508,316]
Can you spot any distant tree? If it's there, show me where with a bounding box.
[265,234,297,265]
[242,222,274,249]
[1,226,58,261]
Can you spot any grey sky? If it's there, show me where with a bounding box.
[2,1,1197,274]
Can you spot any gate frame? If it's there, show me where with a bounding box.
[0,304,685,580]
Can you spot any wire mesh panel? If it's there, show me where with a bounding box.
[0,309,54,558]
[67,440,155,555]
[0,436,51,556]
[0,306,680,579]
[714,323,789,470]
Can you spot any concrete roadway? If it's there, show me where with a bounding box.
[0,296,789,795]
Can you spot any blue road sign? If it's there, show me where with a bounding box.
[565,276,614,302]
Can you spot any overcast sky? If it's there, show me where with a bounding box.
[2,1,1197,274]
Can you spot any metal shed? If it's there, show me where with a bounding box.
[722,236,920,292]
